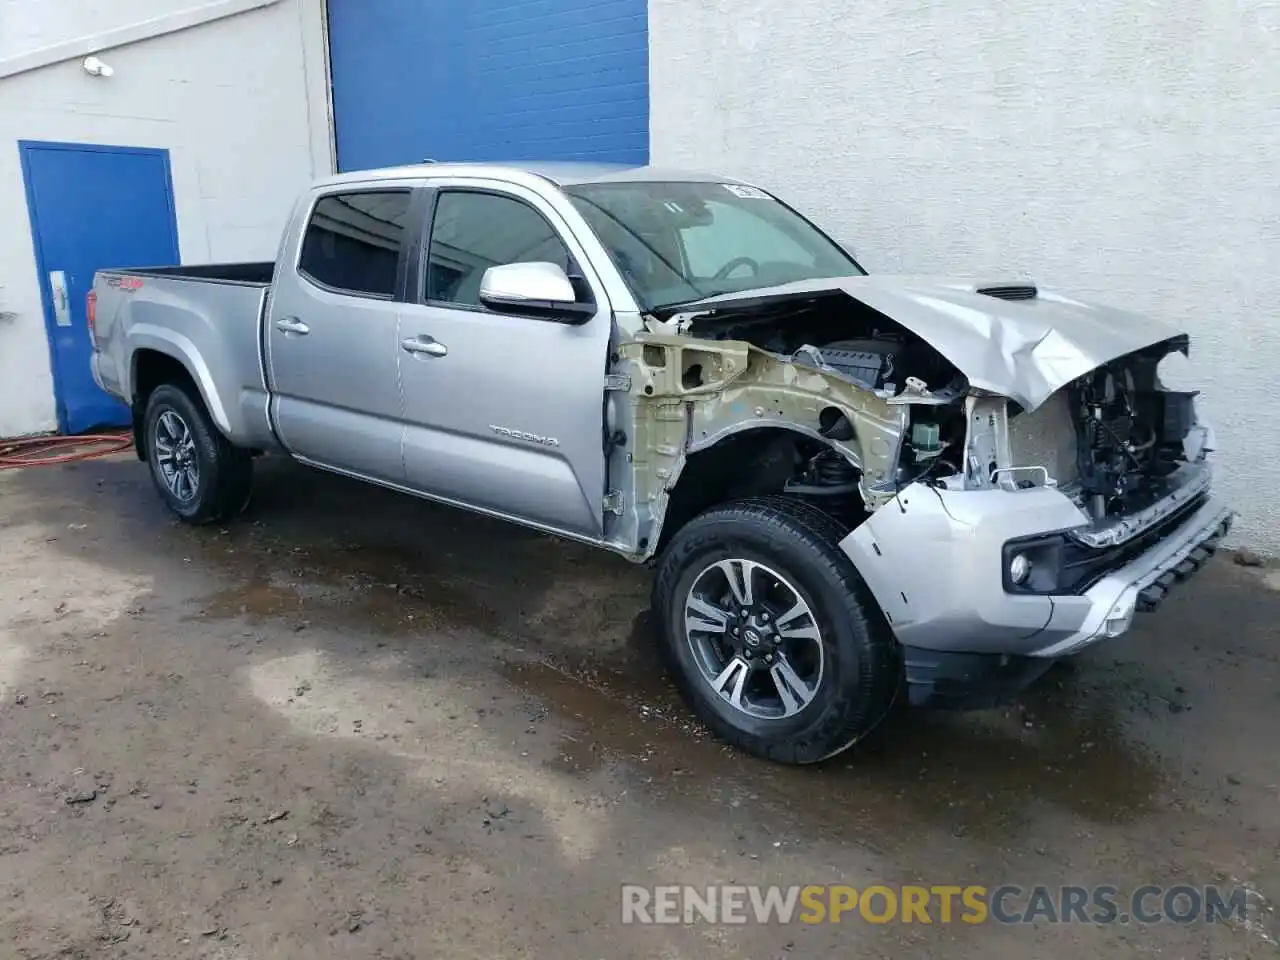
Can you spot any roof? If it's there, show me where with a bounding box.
[314,161,749,190]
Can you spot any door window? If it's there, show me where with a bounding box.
[298,190,411,298]
[426,191,573,307]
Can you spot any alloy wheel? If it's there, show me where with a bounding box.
[683,558,825,720]
[153,409,200,503]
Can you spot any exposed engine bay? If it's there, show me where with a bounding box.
[1065,346,1199,520]
[653,286,1209,536]
[685,292,965,398]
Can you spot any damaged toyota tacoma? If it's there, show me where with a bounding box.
[90,163,1232,764]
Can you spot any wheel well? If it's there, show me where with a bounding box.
[655,427,867,554]
[130,350,200,461]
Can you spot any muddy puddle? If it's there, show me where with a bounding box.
[502,654,1166,853]
[132,456,1168,851]
[15,454,1176,852]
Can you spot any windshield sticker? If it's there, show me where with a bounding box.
[722,183,770,200]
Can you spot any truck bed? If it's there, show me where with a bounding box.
[105,262,276,286]
[92,263,278,451]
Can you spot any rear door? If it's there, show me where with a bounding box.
[397,180,614,540]
[265,187,412,482]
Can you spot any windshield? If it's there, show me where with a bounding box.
[563,181,863,311]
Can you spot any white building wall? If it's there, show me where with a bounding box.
[650,0,1279,552]
[0,0,331,437]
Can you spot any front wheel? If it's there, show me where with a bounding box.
[143,383,252,524]
[653,496,899,764]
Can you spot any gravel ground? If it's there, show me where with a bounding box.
[0,453,1277,959]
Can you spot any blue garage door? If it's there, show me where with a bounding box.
[327,0,649,171]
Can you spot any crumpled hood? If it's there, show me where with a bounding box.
[670,274,1189,411]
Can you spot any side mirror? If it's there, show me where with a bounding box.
[478,261,594,321]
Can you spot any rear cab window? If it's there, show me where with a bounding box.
[298,190,412,298]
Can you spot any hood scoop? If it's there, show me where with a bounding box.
[977,284,1039,302]
[976,284,1038,301]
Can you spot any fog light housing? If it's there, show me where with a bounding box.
[1009,553,1032,585]
[1001,534,1067,594]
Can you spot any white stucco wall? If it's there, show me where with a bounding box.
[0,0,331,438]
[650,0,1279,552]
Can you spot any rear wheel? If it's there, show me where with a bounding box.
[653,496,899,764]
[143,383,252,524]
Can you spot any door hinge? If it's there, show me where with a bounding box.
[604,374,631,392]
[603,490,625,515]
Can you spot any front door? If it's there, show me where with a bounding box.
[397,182,613,540]
[20,141,180,434]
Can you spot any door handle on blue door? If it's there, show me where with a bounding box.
[401,335,447,358]
[275,317,310,335]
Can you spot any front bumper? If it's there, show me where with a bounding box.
[841,477,1233,660]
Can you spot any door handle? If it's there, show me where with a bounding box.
[275,317,310,335]
[49,270,71,327]
[401,335,447,358]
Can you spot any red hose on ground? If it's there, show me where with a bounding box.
[0,433,134,469]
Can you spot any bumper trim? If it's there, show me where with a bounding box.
[1069,460,1212,549]
[1138,543,1215,610]
[1031,499,1233,657]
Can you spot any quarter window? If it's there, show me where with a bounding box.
[426,191,573,307]
[298,190,411,298]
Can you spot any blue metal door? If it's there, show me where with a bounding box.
[20,141,180,434]
[327,0,650,171]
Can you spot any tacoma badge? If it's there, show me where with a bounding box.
[490,425,560,447]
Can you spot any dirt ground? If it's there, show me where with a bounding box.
[1,452,1277,959]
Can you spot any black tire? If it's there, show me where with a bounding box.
[653,495,899,764]
[143,382,253,525]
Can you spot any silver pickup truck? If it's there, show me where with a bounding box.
[91,163,1232,764]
